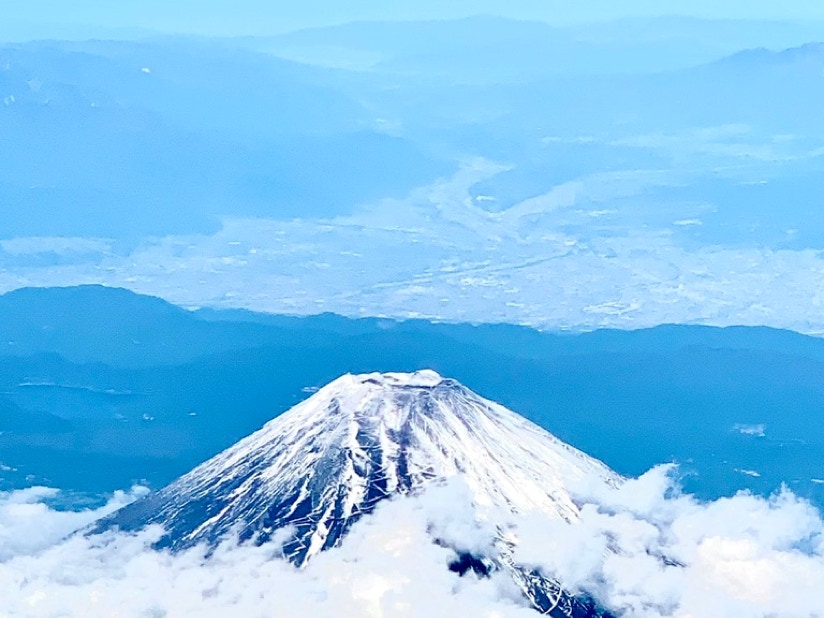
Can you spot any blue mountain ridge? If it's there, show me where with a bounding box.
[1,285,824,510]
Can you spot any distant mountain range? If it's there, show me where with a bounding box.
[0,38,450,239]
[5,25,824,339]
[0,285,823,511]
[3,27,824,242]
[254,15,824,76]
[719,41,824,67]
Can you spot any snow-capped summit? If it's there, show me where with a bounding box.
[366,368,445,386]
[98,371,620,616]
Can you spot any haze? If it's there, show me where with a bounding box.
[6,0,824,38]
[4,3,824,617]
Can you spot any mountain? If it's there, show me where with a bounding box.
[3,286,824,507]
[0,285,256,367]
[0,38,450,239]
[7,285,824,368]
[98,370,620,616]
[251,16,824,77]
[718,41,824,68]
[4,26,824,255]
[0,395,70,434]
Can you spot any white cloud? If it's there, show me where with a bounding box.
[1,469,823,617]
[0,486,145,560]
[516,466,824,617]
[0,483,532,618]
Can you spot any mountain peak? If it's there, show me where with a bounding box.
[322,370,447,397]
[100,371,619,551]
[97,371,619,616]
[347,368,445,388]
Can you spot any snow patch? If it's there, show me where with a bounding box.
[733,423,766,437]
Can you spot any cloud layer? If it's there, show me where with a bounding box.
[1,468,823,617]
[519,467,824,617]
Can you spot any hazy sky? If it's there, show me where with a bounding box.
[5,0,824,38]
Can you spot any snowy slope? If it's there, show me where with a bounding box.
[98,370,621,616]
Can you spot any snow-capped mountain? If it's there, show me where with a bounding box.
[98,370,621,616]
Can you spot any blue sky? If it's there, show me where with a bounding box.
[5,0,824,38]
